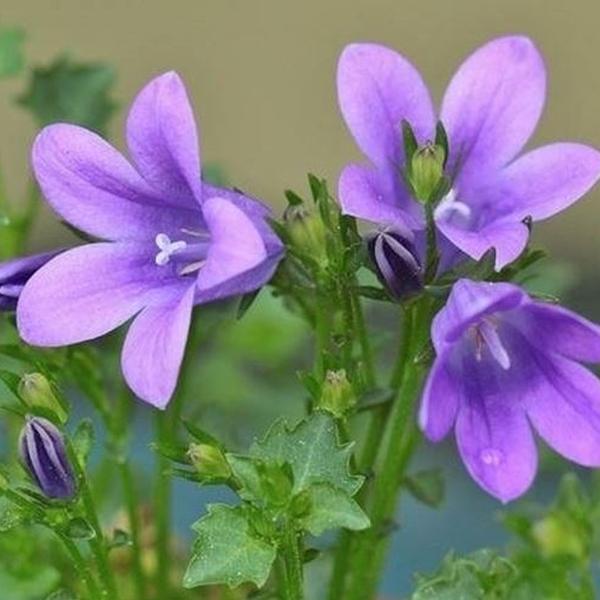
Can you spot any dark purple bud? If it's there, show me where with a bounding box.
[367,228,423,300]
[19,416,76,500]
[0,250,61,311]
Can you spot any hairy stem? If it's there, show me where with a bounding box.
[280,523,304,600]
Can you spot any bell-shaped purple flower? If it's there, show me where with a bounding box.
[19,416,76,500]
[337,36,600,270]
[0,251,60,310]
[16,72,284,409]
[420,279,600,502]
[366,226,422,300]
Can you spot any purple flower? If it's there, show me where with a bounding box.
[337,36,600,270]
[16,72,283,409]
[19,416,76,500]
[0,251,61,310]
[420,278,600,502]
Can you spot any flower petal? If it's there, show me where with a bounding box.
[516,302,600,363]
[441,36,546,179]
[121,284,195,409]
[17,243,181,346]
[522,351,600,466]
[196,197,268,294]
[337,43,435,169]
[338,163,422,231]
[455,354,537,503]
[32,124,199,241]
[479,143,600,223]
[126,71,202,207]
[431,279,526,353]
[419,352,459,442]
[437,219,529,269]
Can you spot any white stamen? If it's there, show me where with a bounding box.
[434,188,472,224]
[179,260,205,276]
[473,320,511,370]
[154,233,188,266]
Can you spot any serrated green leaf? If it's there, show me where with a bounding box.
[0,28,25,78]
[71,419,94,466]
[18,56,116,134]
[300,482,370,536]
[184,504,276,589]
[251,412,363,496]
[404,468,445,508]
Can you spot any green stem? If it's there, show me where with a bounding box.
[68,441,119,600]
[3,488,102,599]
[314,283,330,379]
[118,459,146,599]
[154,412,172,598]
[349,284,376,389]
[343,301,431,600]
[280,523,303,600]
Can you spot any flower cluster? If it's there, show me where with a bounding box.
[2,35,600,508]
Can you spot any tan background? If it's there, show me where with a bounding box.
[1,0,599,272]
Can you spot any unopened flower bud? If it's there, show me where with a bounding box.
[19,417,76,500]
[367,229,423,300]
[409,143,445,203]
[19,373,68,424]
[187,443,231,479]
[319,370,355,418]
[284,205,327,263]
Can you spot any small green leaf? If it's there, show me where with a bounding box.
[18,56,116,134]
[0,497,25,532]
[404,468,445,508]
[184,504,276,589]
[251,412,363,496]
[64,517,95,540]
[71,419,94,466]
[299,482,370,536]
[0,28,25,78]
[45,590,78,600]
[108,528,131,549]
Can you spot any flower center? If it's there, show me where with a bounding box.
[434,189,472,228]
[154,230,210,276]
[471,319,510,370]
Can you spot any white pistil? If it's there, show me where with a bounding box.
[155,233,188,266]
[434,188,472,224]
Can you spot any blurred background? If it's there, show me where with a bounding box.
[2,1,600,598]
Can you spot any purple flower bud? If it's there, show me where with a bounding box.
[367,228,423,300]
[0,251,61,311]
[19,417,76,500]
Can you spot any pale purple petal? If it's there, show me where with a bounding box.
[17,243,182,346]
[441,36,546,180]
[432,279,526,353]
[32,124,200,241]
[337,43,435,169]
[437,219,529,269]
[127,71,202,207]
[521,350,600,467]
[338,163,422,231]
[196,197,268,293]
[515,302,600,363]
[419,352,459,441]
[455,354,537,503]
[121,284,195,409]
[478,143,600,223]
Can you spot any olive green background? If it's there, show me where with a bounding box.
[1,0,599,273]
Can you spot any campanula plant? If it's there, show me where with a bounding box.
[1,25,600,600]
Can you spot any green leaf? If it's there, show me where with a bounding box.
[0,28,25,78]
[0,497,26,532]
[108,528,131,549]
[45,590,78,600]
[184,504,276,589]
[251,412,363,496]
[71,419,94,466]
[404,468,445,508]
[18,56,116,134]
[300,482,370,536]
